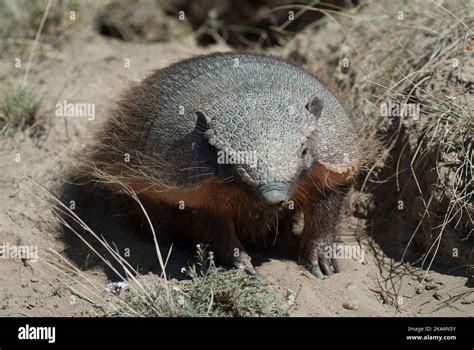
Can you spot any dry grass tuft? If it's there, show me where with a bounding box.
[332,0,472,274]
[285,0,473,277]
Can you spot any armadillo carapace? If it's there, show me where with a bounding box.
[85,52,360,278]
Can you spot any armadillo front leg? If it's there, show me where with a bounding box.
[186,209,257,275]
[298,189,346,279]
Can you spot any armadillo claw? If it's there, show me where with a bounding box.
[301,234,341,279]
[332,258,341,273]
[308,257,340,279]
[232,251,258,276]
[309,262,325,279]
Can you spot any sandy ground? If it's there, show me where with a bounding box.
[0,29,472,317]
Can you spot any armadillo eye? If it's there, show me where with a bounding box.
[305,96,324,119]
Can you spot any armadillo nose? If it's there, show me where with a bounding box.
[260,183,290,206]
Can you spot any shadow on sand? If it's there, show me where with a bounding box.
[56,179,282,282]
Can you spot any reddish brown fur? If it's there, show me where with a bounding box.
[126,159,356,251]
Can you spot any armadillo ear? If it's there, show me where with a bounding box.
[306,96,324,119]
[195,111,211,132]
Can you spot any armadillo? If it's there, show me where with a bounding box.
[84,52,360,278]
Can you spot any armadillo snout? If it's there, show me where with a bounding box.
[259,183,290,207]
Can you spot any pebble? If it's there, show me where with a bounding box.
[368,287,383,293]
[433,292,443,300]
[345,283,356,290]
[103,55,118,62]
[343,302,359,310]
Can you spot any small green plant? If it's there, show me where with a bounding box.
[0,84,42,135]
[181,244,287,317]
[118,244,287,317]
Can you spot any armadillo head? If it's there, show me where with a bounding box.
[201,93,322,208]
